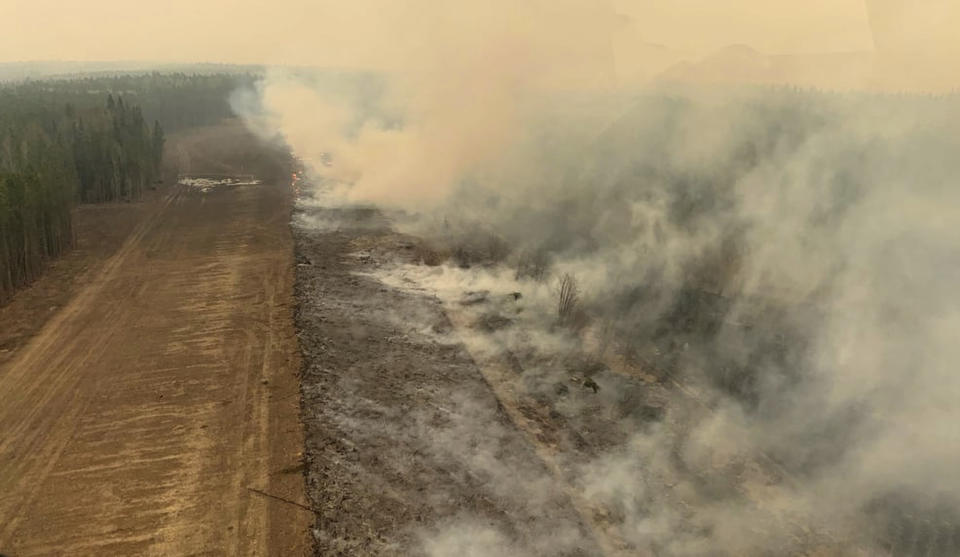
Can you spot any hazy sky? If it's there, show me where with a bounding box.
[615,0,873,55]
[1,0,875,66]
[5,0,960,90]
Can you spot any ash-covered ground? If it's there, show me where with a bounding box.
[293,205,603,556]
[234,6,960,555]
[293,194,960,557]
[290,201,839,557]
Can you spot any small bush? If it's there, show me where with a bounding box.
[449,228,510,268]
[515,249,551,282]
[417,243,448,266]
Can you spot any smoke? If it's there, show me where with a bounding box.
[234,2,960,554]
[400,92,959,552]
[231,1,616,209]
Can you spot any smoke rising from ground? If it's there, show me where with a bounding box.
[235,3,960,554]
[233,1,617,208]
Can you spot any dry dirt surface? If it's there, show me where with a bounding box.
[0,180,310,555]
[0,193,158,369]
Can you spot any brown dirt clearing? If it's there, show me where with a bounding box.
[0,160,309,554]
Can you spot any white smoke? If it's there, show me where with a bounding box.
[232,3,960,554]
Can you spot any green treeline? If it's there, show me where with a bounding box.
[0,92,164,301]
[0,72,254,303]
[8,72,257,133]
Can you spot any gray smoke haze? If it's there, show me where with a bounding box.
[233,3,960,554]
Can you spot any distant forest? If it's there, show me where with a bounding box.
[0,73,255,302]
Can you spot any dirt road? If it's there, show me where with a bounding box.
[0,181,310,555]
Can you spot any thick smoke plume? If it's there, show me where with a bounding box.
[235,1,960,554]
[234,1,616,208]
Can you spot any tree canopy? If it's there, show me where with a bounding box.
[0,72,248,302]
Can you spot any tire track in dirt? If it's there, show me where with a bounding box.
[0,182,309,555]
[0,186,184,541]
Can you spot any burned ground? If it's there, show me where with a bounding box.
[291,201,814,555]
[293,206,601,555]
[292,194,960,556]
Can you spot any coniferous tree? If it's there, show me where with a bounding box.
[152,120,165,172]
[0,87,171,301]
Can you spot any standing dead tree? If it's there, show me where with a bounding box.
[557,273,580,326]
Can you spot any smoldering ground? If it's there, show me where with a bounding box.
[275,90,960,555]
[234,3,960,555]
